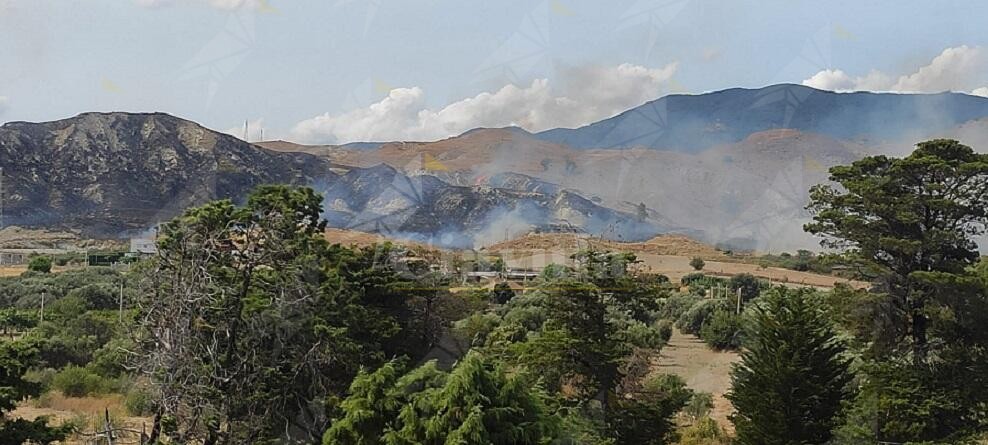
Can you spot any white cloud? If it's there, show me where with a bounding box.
[290,62,678,144]
[802,46,988,95]
[973,87,988,97]
[135,0,258,10]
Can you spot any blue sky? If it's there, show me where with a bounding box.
[1,0,987,143]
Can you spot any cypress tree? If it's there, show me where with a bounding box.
[728,287,852,445]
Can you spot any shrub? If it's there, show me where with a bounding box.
[699,309,742,350]
[690,257,705,271]
[27,256,53,274]
[124,387,154,416]
[655,319,674,343]
[658,293,702,321]
[51,365,111,397]
[491,282,515,304]
[65,284,118,311]
[622,322,666,349]
[676,416,729,445]
[728,273,762,303]
[676,299,729,335]
[684,392,714,422]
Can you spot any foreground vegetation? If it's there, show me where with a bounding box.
[0,139,986,444]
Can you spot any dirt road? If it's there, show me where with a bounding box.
[650,328,740,433]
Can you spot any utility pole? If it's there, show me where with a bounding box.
[736,287,742,315]
[40,290,46,323]
[119,281,125,323]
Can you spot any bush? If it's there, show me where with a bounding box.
[27,256,53,274]
[655,319,674,343]
[684,392,714,422]
[680,273,706,286]
[699,309,742,350]
[124,386,154,416]
[65,284,118,311]
[491,282,515,304]
[690,257,705,271]
[676,416,729,445]
[728,273,762,303]
[622,322,666,349]
[51,365,111,397]
[676,299,729,335]
[658,293,702,321]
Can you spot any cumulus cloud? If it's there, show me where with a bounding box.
[973,87,988,98]
[135,0,258,10]
[802,46,988,95]
[290,62,678,144]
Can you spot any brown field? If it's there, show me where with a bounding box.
[498,249,867,290]
[12,392,150,445]
[0,265,80,277]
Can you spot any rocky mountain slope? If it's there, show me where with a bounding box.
[0,112,330,235]
[0,112,661,245]
[319,163,667,248]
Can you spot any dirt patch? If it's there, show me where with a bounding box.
[650,328,739,434]
[13,392,151,445]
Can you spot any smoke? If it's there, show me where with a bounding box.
[471,204,540,249]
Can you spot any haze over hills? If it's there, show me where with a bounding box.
[262,84,988,251]
[3,84,988,251]
[534,84,988,151]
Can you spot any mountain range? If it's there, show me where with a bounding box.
[3,84,988,251]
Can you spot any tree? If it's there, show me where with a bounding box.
[728,287,852,445]
[27,255,52,274]
[133,186,421,444]
[805,139,988,361]
[727,273,761,304]
[0,341,71,444]
[609,374,693,445]
[689,257,705,271]
[805,140,988,442]
[324,351,559,444]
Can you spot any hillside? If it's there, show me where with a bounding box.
[0,112,331,235]
[318,163,666,248]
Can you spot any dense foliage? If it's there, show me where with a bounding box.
[0,139,985,444]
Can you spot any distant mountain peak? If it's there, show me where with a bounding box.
[534,83,988,152]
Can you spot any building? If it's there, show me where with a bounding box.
[129,237,157,255]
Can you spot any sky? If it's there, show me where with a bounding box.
[1,0,987,144]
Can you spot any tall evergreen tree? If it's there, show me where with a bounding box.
[805,140,988,441]
[728,287,852,445]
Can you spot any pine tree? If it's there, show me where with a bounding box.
[728,287,852,445]
[325,351,559,445]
